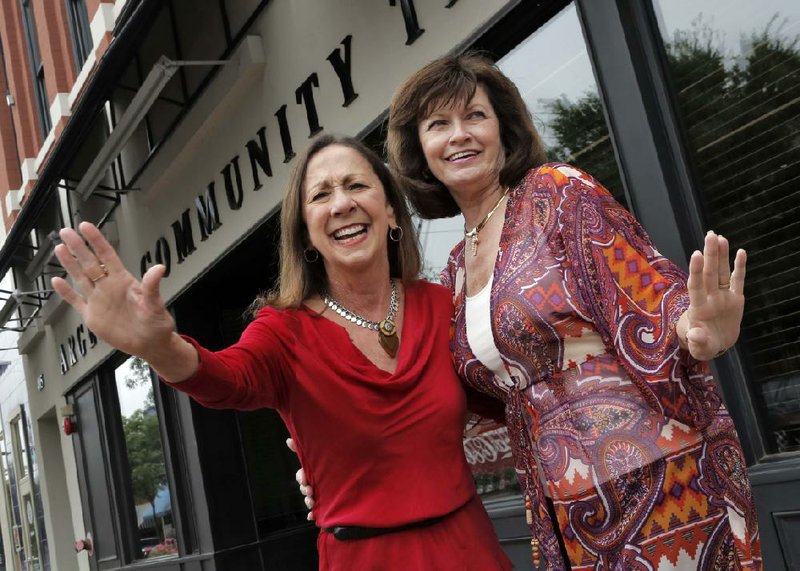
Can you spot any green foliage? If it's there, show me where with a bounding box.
[543,91,624,204]
[125,356,155,410]
[121,409,165,506]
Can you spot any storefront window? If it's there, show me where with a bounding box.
[9,420,28,481]
[653,0,800,454]
[0,433,19,571]
[114,357,179,559]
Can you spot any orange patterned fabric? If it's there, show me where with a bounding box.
[442,164,761,570]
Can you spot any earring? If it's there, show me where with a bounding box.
[304,248,320,263]
[389,227,403,242]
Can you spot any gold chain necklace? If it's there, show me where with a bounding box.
[323,279,400,357]
[463,188,508,256]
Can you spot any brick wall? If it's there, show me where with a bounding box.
[0,1,120,235]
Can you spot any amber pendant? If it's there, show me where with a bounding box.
[378,319,399,358]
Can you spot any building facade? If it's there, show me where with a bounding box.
[0,1,798,570]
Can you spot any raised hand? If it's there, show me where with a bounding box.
[51,222,185,372]
[684,231,747,361]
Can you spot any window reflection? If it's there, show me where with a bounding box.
[114,357,178,559]
[501,4,625,206]
[463,420,518,498]
[10,420,27,481]
[653,0,800,453]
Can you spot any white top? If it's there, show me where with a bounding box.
[465,273,552,495]
[465,273,515,388]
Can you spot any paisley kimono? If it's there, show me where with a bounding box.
[442,164,761,570]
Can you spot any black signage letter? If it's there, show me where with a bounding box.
[67,336,78,366]
[275,104,295,163]
[388,0,424,45]
[222,156,245,210]
[171,210,196,264]
[195,184,222,241]
[155,237,172,277]
[295,72,323,138]
[76,324,87,357]
[246,126,272,190]
[88,328,98,348]
[327,35,358,107]
[59,345,69,374]
[445,0,458,7]
[140,251,152,278]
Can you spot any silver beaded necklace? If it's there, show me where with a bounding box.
[323,279,400,357]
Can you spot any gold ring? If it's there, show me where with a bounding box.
[718,281,730,289]
[87,263,108,283]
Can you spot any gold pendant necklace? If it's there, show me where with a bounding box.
[463,188,509,256]
[323,279,400,357]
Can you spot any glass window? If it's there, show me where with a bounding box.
[114,357,179,560]
[0,433,20,571]
[20,0,51,136]
[67,0,92,67]
[653,0,800,454]
[10,419,28,481]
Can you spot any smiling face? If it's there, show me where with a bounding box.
[417,84,504,199]
[302,144,397,280]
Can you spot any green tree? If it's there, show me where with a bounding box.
[545,92,624,204]
[125,356,155,410]
[122,409,166,535]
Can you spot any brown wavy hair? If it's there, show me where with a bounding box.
[387,51,547,219]
[253,134,421,313]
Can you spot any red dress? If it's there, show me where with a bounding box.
[166,280,511,570]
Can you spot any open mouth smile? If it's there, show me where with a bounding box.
[446,150,479,162]
[331,224,368,243]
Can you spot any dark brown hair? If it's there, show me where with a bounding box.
[254,134,422,313]
[387,51,547,219]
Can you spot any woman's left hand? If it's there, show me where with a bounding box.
[683,231,747,361]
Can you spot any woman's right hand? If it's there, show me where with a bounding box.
[51,222,185,371]
[286,438,315,520]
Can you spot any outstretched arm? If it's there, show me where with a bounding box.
[52,222,198,383]
[676,231,747,361]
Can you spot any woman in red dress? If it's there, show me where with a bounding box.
[51,135,511,570]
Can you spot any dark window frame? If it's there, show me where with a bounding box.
[65,0,93,68]
[20,0,51,137]
[636,0,800,460]
[102,353,193,564]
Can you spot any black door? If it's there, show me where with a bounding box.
[171,214,318,569]
[70,378,123,571]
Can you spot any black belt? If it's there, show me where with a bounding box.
[323,512,451,541]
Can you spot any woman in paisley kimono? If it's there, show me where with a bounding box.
[385,52,762,570]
